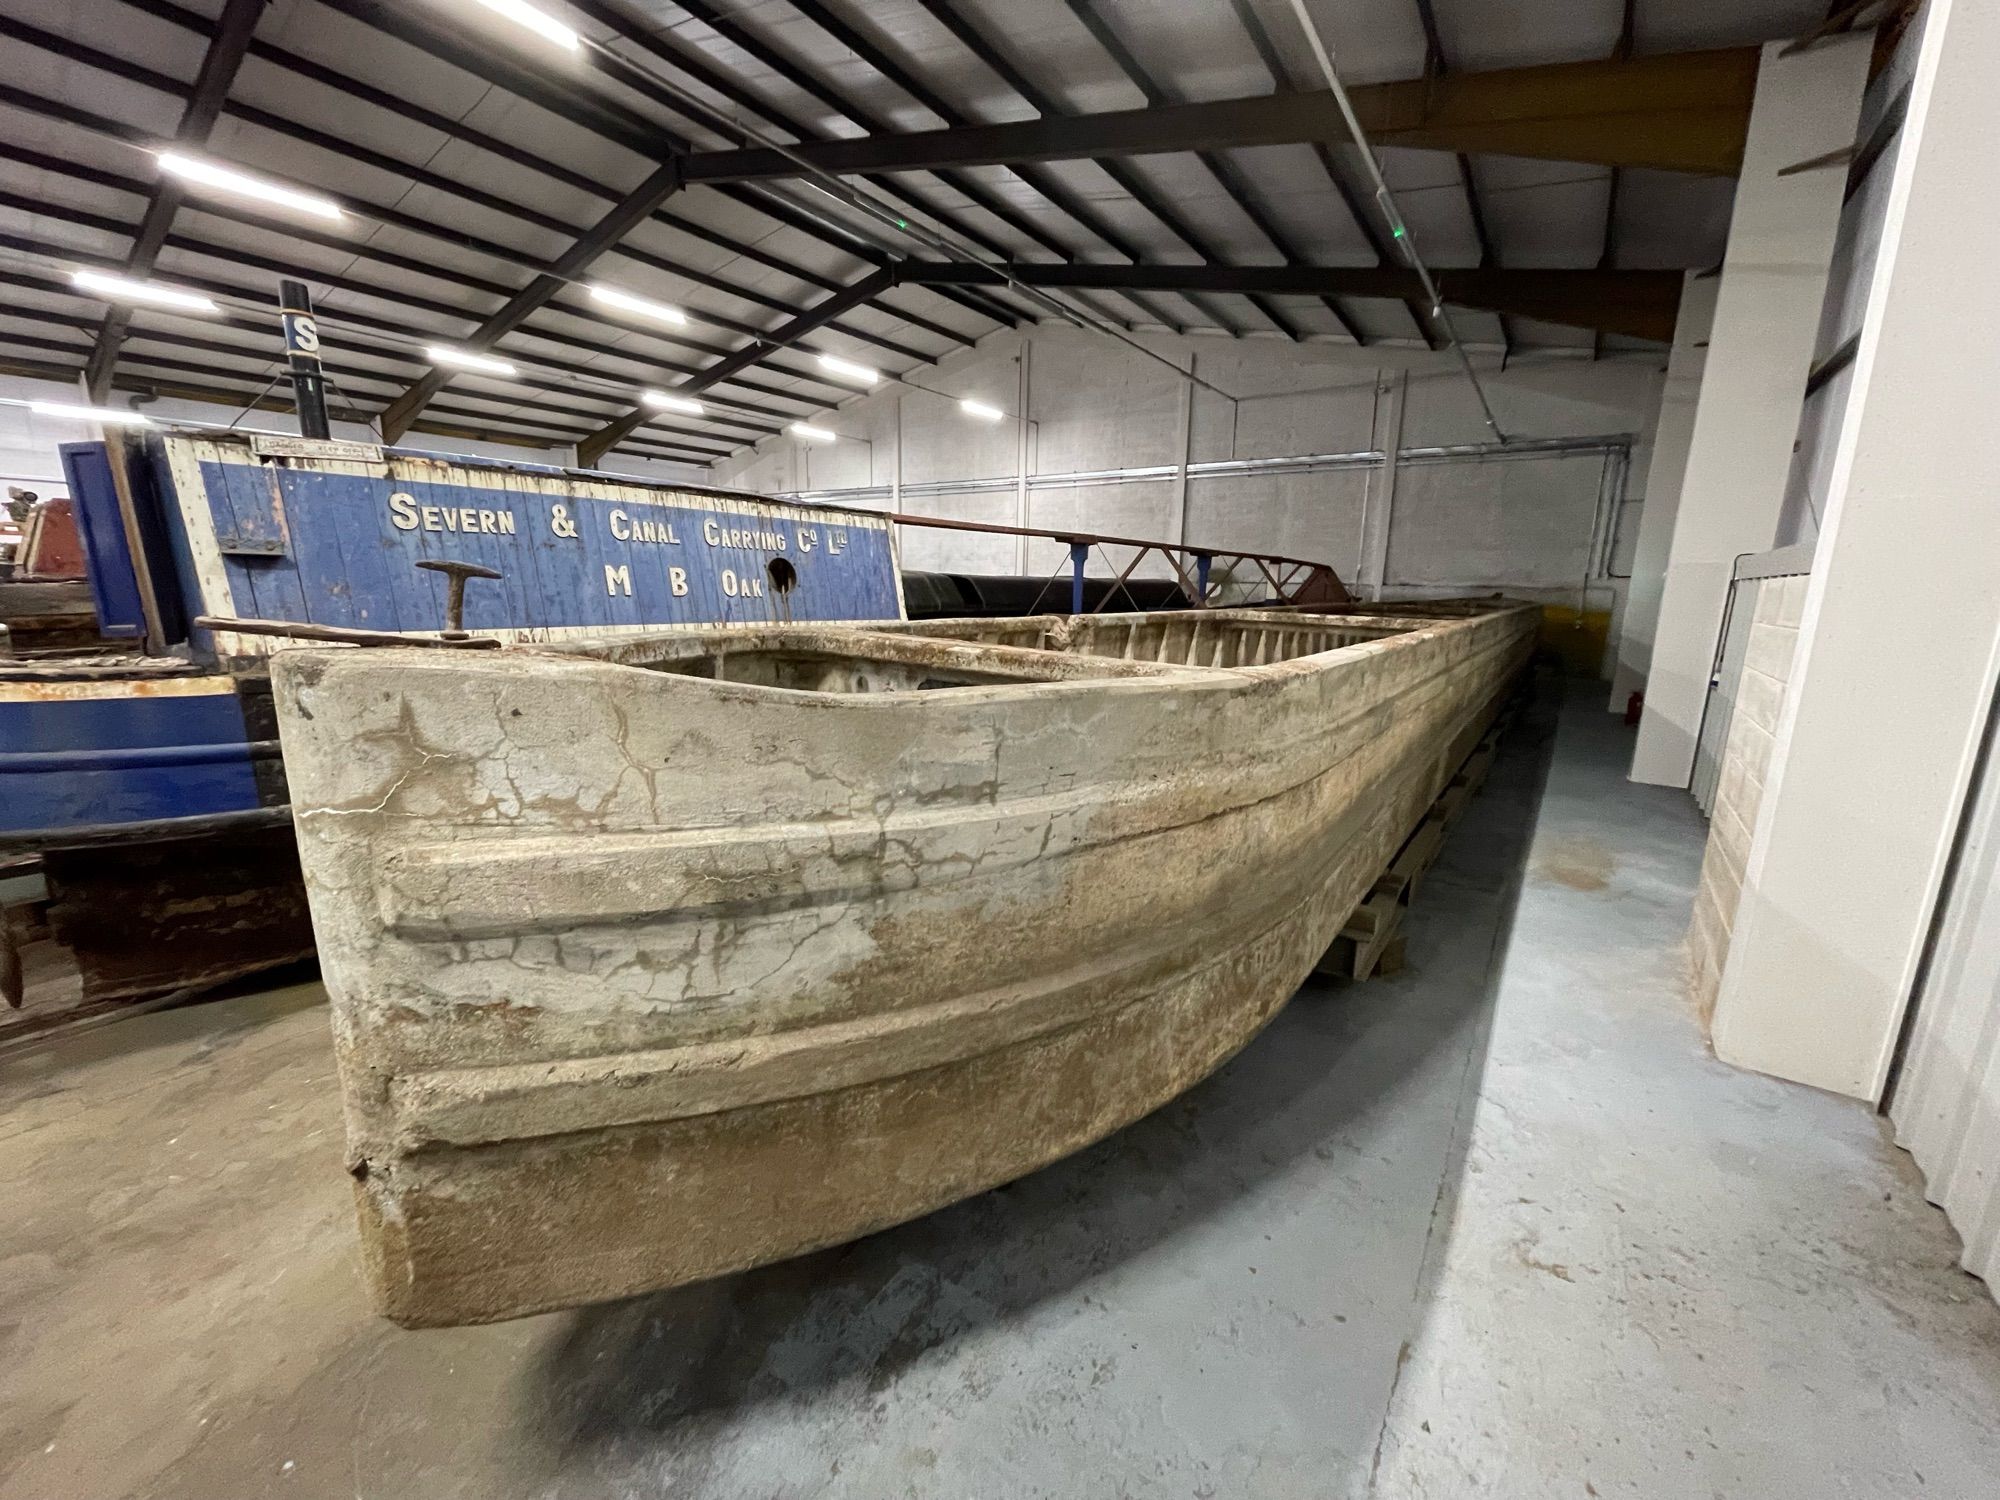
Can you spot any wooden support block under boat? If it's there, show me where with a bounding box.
[270,605,1538,1325]
[1315,692,1522,983]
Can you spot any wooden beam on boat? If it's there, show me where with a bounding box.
[194,616,504,649]
[679,46,1760,184]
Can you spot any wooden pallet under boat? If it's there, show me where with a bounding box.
[270,602,1537,1325]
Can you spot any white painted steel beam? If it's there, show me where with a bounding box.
[1608,271,1716,709]
[1630,37,1868,786]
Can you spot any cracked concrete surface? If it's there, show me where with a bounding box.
[4,686,1999,1497]
[271,610,1533,1323]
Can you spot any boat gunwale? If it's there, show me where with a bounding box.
[286,604,1537,716]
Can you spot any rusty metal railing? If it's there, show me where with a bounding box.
[884,512,1349,614]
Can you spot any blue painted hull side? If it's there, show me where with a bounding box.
[0,690,261,835]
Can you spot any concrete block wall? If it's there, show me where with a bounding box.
[1688,572,1808,1021]
[709,326,1668,653]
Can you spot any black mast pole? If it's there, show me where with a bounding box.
[278,279,330,439]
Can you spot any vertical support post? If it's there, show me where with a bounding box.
[1609,270,1719,708]
[98,426,167,653]
[1196,553,1213,608]
[1630,35,1870,786]
[278,279,329,440]
[891,391,903,512]
[1356,371,1404,599]
[1015,335,1034,574]
[1174,353,1196,545]
[1069,541,1089,615]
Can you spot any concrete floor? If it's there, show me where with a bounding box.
[4,688,1998,1499]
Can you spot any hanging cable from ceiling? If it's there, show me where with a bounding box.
[1280,0,1510,442]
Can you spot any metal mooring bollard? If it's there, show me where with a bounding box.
[415,559,504,640]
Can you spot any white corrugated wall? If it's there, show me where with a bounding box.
[1889,690,2000,1293]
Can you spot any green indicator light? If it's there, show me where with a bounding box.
[1392,225,1406,238]
[896,218,909,229]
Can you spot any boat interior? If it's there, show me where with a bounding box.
[888,610,1420,667]
[545,608,1477,696]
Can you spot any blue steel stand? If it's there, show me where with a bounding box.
[1069,541,1090,614]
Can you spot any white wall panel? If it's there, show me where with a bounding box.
[1891,695,2000,1292]
[711,325,1667,638]
[1385,453,1608,590]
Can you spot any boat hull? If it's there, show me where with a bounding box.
[271,605,1536,1325]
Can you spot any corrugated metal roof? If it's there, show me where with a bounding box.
[0,0,1837,462]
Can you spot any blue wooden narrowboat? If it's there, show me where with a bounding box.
[0,428,906,1011]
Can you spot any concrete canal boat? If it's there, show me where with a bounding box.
[271,600,1537,1325]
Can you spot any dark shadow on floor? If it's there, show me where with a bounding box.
[523,680,1563,1477]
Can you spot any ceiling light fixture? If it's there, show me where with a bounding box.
[642,391,705,415]
[471,0,580,51]
[29,400,152,426]
[789,422,837,442]
[815,353,879,386]
[426,345,517,375]
[590,284,689,326]
[157,152,344,221]
[959,398,1005,422]
[71,269,219,313]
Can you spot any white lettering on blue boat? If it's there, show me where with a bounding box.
[702,518,786,551]
[388,492,514,535]
[610,509,681,545]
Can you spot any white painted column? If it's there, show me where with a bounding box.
[1629,36,1868,785]
[1608,271,1717,709]
[1173,354,1196,545]
[1355,371,1404,598]
[1014,333,1032,573]
[891,391,903,511]
[1712,0,2000,1100]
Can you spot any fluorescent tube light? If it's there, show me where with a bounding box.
[790,422,837,442]
[959,398,1005,422]
[471,0,580,51]
[157,153,344,221]
[29,401,152,426]
[426,345,517,376]
[590,284,688,326]
[642,391,705,415]
[815,353,879,386]
[71,270,218,314]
